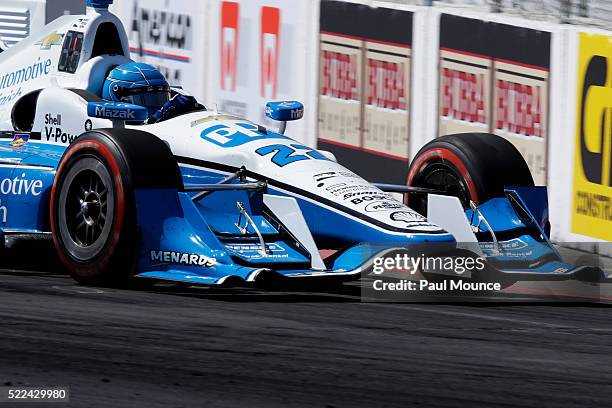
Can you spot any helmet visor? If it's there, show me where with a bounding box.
[115,84,171,109]
[122,91,171,109]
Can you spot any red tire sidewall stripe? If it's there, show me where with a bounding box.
[50,139,126,276]
[406,147,479,204]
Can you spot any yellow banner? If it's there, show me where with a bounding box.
[572,33,612,240]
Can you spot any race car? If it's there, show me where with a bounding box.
[0,0,602,287]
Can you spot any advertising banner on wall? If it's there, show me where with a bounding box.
[572,32,612,241]
[208,0,314,143]
[110,0,208,99]
[438,15,550,186]
[317,0,412,184]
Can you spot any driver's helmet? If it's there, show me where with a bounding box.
[102,62,170,114]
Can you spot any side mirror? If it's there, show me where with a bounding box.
[265,101,303,134]
[87,102,148,123]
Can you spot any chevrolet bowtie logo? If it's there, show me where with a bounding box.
[37,32,64,50]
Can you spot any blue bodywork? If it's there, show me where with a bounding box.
[87,102,149,122]
[87,0,114,10]
[0,136,600,285]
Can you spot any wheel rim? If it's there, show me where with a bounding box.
[410,160,471,214]
[58,156,115,262]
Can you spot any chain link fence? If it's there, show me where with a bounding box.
[382,0,612,30]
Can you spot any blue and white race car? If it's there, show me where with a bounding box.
[0,0,602,287]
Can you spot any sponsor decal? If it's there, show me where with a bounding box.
[35,32,64,50]
[0,87,22,108]
[44,127,78,144]
[479,238,532,258]
[45,113,61,126]
[350,194,394,205]
[84,119,92,131]
[364,201,404,212]
[198,120,324,167]
[150,250,216,267]
[44,114,78,144]
[10,133,29,148]
[479,238,528,251]
[321,181,390,198]
[72,18,89,29]
[388,210,442,232]
[255,144,328,167]
[0,57,52,107]
[225,243,288,259]
[572,33,612,240]
[0,199,6,223]
[276,101,298,108]
[0,58,54,90]
[93,106,136,120]
[313,171,359,187]
[342,190,390,200]
[200,121,284,147]
[0,173,43,196]
[323,182,394,202]
[260,7,280,98]
[390,210,424,223]
[221,1,239,92]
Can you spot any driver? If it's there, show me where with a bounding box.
[102,62,202,123]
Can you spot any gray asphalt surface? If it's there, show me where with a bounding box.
[1,261,611,408]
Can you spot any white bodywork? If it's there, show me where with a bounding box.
[0,5,446,237]
[427,195,477,243]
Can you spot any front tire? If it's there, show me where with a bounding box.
[50,128,181,285]
[406,133,534,215]
[57,155,119,266]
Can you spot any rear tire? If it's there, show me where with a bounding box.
[50,128,181,285]
[406,133,534,215]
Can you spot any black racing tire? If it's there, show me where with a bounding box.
[406,133,534,215]
[50,128,182,286]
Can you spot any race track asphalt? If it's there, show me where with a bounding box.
[1,255,612,407]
